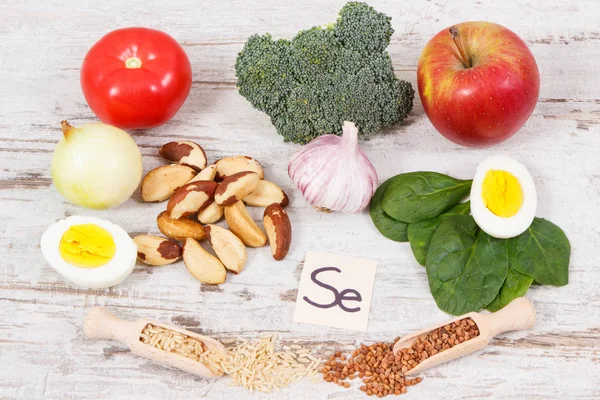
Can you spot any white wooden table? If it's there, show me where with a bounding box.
[1,1,599,399]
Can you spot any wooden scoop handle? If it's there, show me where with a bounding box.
[83,307,224,379]
[83,306,141,344]
[392,297,536,376]
[478,297,536,338]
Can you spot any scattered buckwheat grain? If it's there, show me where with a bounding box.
[322,318,480,397]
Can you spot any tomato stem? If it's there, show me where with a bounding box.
[449,26,472,68]
[125,57,142,69]
[61,120,76,141]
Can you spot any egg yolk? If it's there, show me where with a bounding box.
[481,170,524,218]
[59,224,116,268]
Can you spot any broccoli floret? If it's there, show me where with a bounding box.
[235,1,414,144]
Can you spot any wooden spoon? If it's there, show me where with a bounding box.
[393,297,536,375]
[83,307,227,378]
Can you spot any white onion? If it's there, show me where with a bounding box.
[51,121,143,209]
[288,121,378,213]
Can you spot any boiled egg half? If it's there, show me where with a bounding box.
[40,216,137,288]
[470,156,537,239]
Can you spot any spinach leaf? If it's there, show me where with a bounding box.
[509,217,571,286]
[369,178,408,242]
[485,263,533,312]
[381,172,471,223]
[426,215,508,316]
[407,201,471,266]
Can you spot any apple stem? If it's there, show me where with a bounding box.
[61,120,76,141]
[449,26,472,68]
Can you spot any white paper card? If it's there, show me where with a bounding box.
[293,251,378,332]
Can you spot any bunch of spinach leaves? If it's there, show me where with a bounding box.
[370,172,471,241]
[369,171,571,315]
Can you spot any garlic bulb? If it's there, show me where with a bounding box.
[288,121,378,213]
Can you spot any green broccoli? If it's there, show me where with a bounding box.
[235,2,414,144]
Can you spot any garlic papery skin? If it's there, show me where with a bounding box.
[288,121,378,213]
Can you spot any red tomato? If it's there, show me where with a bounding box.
[81,27,192,129]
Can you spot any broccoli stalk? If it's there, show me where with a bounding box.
[235,1,414,144]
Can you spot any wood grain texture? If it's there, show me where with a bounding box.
[0,0,599,399]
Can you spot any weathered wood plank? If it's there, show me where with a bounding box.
[1,0,599,399]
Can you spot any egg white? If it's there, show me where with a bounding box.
[470,156,537,239]
[40,216,137,288]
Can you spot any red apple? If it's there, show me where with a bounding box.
[417,22,540,147]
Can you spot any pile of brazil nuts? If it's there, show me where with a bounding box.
[322,318,480,397]
[132,140,292,285]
